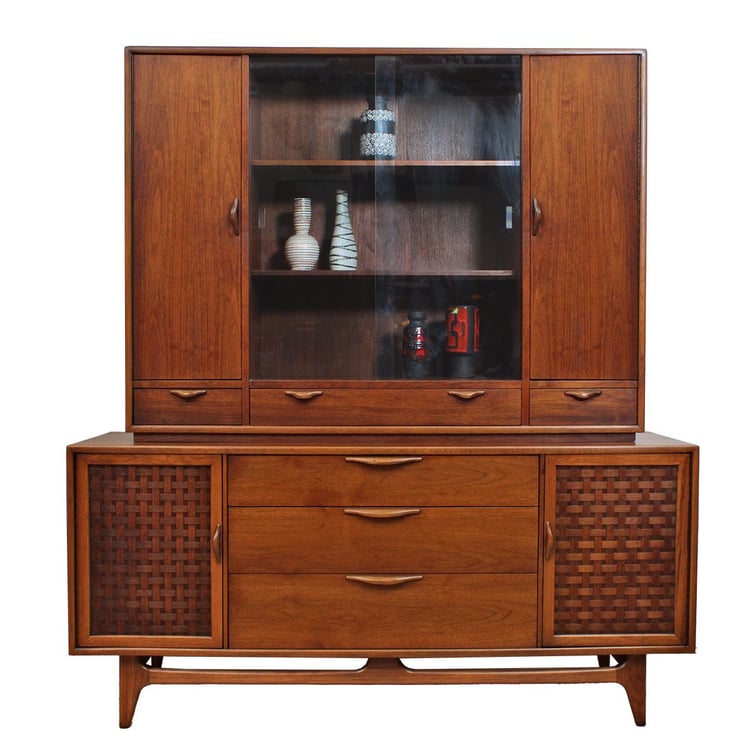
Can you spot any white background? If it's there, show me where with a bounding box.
[2,1,747,747]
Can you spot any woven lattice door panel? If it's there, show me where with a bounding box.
[542,455,692,647]
[75,455,223,648]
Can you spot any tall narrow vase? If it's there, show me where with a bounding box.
[284,198,319,271]
[329,189,358,270]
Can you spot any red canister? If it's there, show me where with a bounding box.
[445,305,480,377]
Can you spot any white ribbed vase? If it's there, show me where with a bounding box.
[329,189,357,270]
[284,198,319,271]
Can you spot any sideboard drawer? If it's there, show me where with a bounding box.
[250,387,521,426]
[229,507,538,574]
[133,387,243,425]
[229,574,537,650]
[529,387,638,426]
[227,455,539,507]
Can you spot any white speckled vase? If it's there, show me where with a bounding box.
[284,198,319,271]
[329,190,358,270]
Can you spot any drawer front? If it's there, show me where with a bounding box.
[529,387,637,426]
[133,387,243,425]
[227,455,539,507]
[229,574,537,650]
[250,387,521,426]
[229,507,538,574]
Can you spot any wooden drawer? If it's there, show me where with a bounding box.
[249,387,521,426]
[133,387,243,425]
[227,455,539,507]
[228,574,537,650]
[529,387,638,426]
[229,507,538,574]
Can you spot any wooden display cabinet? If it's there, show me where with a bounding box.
[126,49,643,435]
[68,47,698,728]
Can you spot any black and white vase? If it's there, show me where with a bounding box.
[360,96,395,159]
[329,189,358,270]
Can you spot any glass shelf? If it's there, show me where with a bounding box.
[251,270,516,278]
[252,159,521,167]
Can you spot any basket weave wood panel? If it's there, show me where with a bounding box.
[553,464,678,636]
[87,464,213,636]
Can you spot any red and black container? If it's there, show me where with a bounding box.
[445,305,480,377]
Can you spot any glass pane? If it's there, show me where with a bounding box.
[250,54,374,160]
[382,54,521,162]
[249,54,521,382]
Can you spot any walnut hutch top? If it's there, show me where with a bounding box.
[125,47,646,440]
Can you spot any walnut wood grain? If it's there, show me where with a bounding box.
[228,506,538,573]
[74,454,224,650]
[133,388,243,425]
[228,574,537,649]
[131,54,242,380]
[529,387,637,426]
[542,454,693,648]
[119,652,646,727]
[227,454,539,506]
[250,387,522,426]
[529,54,640,380]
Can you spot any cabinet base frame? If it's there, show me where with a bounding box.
[119,653,646,728]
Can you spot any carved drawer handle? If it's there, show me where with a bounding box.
[531,196,543,236]
[229,197,240,236]
[564,389,603,401]
[212,523,222,563]
[345,457,423,467]
[448,390,486,400]
[346,575,424,587]
[285,390,323,401]
[344,507,421,520]
[545,521,555,561]
[170,389,208,400]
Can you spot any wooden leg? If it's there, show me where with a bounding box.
[114,654,648,727]
[616,655,646,726]
[119,656,150,728]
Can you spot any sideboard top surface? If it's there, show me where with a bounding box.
[67,431,696,454]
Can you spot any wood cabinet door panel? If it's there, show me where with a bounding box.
[529,54,641,380]
[542,454,694,648]
[131,54,242,380]
[73,454,223,649]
